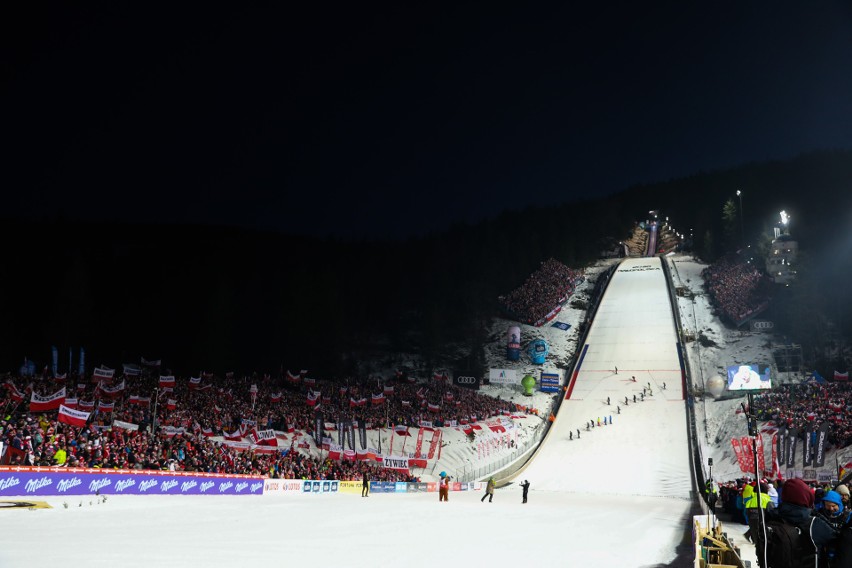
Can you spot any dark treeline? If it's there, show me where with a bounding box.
[3,150,852,376]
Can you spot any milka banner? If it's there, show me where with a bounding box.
[0,469,263,497]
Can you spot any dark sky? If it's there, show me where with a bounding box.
[4,2,852,239]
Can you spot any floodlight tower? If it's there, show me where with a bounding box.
[736,190,744,246]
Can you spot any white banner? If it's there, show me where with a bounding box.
[382,455,410,471]
[489,368,517,385]
[112,420,139,431]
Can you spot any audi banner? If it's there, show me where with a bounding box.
[453,372,479,390]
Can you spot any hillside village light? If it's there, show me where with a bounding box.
[737,190,744,246]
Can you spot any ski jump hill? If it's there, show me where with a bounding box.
[516,256,696,557]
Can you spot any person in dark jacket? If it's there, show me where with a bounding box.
[520,480,530,504]
[817,490,852,566]
[362,470,369,497]
[764,478,838,567]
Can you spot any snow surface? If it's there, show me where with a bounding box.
[3,253,795,567]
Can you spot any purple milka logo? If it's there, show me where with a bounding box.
[57,478,82,493]
[218,481,233,493]
[89,478,112,493]
[200,481,215,493]
[26,477,53,493]
[0,477,21,491]
[115,479,136,492]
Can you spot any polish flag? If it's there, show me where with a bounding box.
[159,375,176,388]
[167,399,177,411]
[201,427,214,438]
[30,388,66,412]
[224,430,243,441]
[58,404,90,428]
[394,424,411,436]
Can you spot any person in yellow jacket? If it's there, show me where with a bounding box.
[743,482,774,567]
[52,446,67,466]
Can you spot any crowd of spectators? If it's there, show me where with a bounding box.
[498,258,585,325]
[702,255,771,325]
[750,380,852,450]
[1,367,525,479]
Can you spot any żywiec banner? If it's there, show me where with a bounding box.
[382,456,409,471]
[0,468,264,497]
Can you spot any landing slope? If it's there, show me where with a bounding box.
[522,257,692,498]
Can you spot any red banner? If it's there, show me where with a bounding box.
[414,427,425,458]
[731,437,747,473]
[756,433,766,474]
[427,429,442,460]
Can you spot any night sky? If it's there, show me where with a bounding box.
[4,2,852,239]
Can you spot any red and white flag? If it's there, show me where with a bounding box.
[58,404,90,427]
[224,429,243,441]
[98,380,126,398]
[427,403,440,412]
[92,366,115,383]
[250,429,278,447]
[201,427,214,438]
[78,400,95,411]
[383,385,394,396]
[270,392,282,403]
[97,401,115,412]
[286,370,301,383]
[54,372,67,382]
[159,375,176,388]
[394,424,411,436]
[141,357,161,367]
[306,391,318,406]
[371,393,385,405]
[835,371,849,381]
[63,397,78,410]
[7,383,24,404]
[30,387,66,412]
[188,377,201,389]
[167,399,177,411]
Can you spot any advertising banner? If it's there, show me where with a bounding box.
[803,426,814,467]
[452,372,479,390]
[786,429,799,468]
[488,369,517,386]
[540,371,561,393]
[814,422,830,468]
[0,469,263,497]
[507,326,521,361]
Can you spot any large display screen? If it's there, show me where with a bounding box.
[726,364,772,391]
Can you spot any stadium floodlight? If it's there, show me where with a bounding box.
[780,210,789,226]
